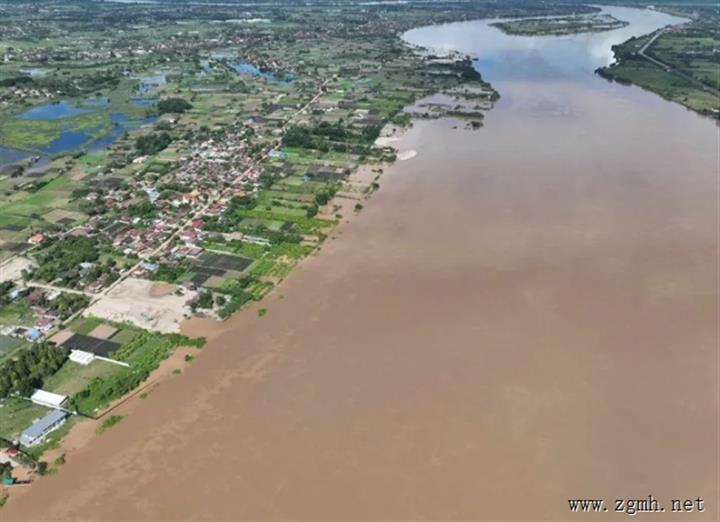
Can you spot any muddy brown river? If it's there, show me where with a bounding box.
[5,6,718,521]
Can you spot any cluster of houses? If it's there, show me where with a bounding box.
[0,286,84,342]
[0,86,57,107]
[84,136,266,269]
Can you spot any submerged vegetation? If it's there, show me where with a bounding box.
[96,415,124,435]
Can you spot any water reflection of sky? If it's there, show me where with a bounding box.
[230,62,295,83]
[0,146,30,166]
[17,100,87,120]
[1,104,161,166]
[42,131,92,154]
[403,6,687,86]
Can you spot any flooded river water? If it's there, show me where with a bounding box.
[5,6,718,521]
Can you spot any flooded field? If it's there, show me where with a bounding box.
[0,87,161,169]
[5,6,718,521]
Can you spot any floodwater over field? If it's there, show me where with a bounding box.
[0,99,159,168]
[230,61,295,83]
[0,75,166,169]
[5,6,718,521]
[17,100,88,120]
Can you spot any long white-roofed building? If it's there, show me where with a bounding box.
[30,389,68,409]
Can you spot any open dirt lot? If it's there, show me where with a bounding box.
[0,256,34,283]
[83,278,197,333]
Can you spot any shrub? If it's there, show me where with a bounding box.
[157,98,192,114]
[96,415,124,435]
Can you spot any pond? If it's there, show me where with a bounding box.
[129,97,159,107]
[41,131,92,155]
[86,113,159,153]
[230,62,294,83]
[136,74,167,94]
[17,100,88,120]
[0,146,31,167]
[1,98,160,168]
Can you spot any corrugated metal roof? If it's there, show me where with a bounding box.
[20,409,68,444]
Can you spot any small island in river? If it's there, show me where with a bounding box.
[491,13,629,36]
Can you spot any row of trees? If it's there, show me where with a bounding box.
[0,343,69,399]
[282,122,381,154]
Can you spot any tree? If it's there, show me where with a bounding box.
[196,290,214,309]
[315,190,331,206]
[127,199,157,219]
[135,132,172,155]
[0,462,13,480]
[0,343,69,400]
[157,97,192,115]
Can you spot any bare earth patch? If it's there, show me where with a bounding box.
[149,282,176,298]
[87,324,119,340]
[48,329,74,345]
[0,256,34,283]
[84,278,196,333]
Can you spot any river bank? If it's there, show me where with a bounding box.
[3,5,718,520]
[0,118,427,507]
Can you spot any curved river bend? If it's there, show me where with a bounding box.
[5,6,718,521]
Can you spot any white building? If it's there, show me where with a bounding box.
[69,349,95,366]
[30,389,68,409]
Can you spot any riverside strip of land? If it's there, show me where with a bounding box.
[598,4,719,118]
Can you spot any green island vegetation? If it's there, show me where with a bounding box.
[492,12,628,36]
[598,4,719,118]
